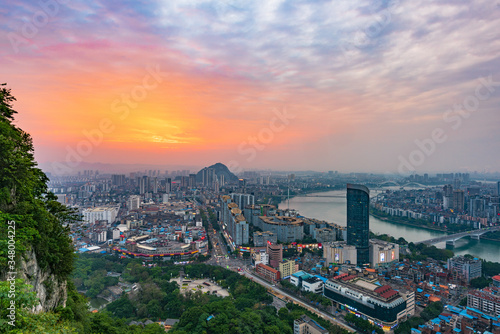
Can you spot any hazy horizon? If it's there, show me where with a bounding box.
[2,1,500,174]
[38,161,500,178]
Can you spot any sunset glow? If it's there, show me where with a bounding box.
[2,0,500,173]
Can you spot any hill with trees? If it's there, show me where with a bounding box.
[196,163,239,183]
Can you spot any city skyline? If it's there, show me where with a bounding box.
[2,0,500,174]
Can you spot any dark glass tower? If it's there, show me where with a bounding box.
[346,184,370,266]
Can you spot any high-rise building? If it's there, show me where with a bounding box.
[181,176,189,189]
[165,178,172,193]
[127,195,141,211]
[231,193,255,209]
[267,242,283,268]
[139,176,149,194]
[202,168,215,187]
[443,184,453,209]
[151,177,158,194]
[111,174,126,186]
[189,174,197,187]
[346,184,370,266]
[447,256,482,283]
[496,181,500,196]
[452,189,465,212]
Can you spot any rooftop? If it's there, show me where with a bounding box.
[259,216,303,226]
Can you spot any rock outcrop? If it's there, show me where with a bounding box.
[19,249,67,313]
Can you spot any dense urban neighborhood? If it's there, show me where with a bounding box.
[44,167,500,333]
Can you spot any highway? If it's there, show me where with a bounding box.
[241,269,355,333]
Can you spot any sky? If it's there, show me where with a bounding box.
[1,0,500,175]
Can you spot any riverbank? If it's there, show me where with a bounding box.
[369,210,449,234]
[270,186,343,206]
[478,235,500,242]
[370,209,500,243]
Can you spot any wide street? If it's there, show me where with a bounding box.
[241,269,355,332]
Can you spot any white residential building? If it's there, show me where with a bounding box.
[82,206,119,224]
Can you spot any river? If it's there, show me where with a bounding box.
[279,189,500,263]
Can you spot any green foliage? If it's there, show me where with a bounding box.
[369,232,408,245]
[280,280,331,308]
[344,312,384,334]
[0,279,38,331]
[482,259,500,277]
[420,301,443,321]
[459,297,467,307]
[72,254,125,298]
[394,316,425,334]
[0,83,17,120]
[394,302,443,333]
[84,260,296,332]
[470,276,492,289]
[0,84,77,280]
[407,242,454,262]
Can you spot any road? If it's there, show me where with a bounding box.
[206,226,246,269]
[203,216,354,331]
[241,269,355,332]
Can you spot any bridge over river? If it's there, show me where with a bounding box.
[415,226,500,247]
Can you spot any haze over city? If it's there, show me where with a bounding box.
[2,0,500,173]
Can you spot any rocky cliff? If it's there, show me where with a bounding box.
[19,249,67,313]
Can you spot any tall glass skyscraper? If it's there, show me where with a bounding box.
[346,184,370,266]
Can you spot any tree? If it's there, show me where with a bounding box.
[107,296,136,319]
[470,277,491,289]
[0,83,17,120]
[421,302,443,321]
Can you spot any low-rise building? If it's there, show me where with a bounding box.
[82,205,120,224]
[293,315,329,334]
[279,259,298,279]
[468,286,500,316]
[290,271,311,289]
[323,275,412,329]
[323,241,357,265]
[302,277,324,294]
[252,249,269,266]
[370,239,399,268]
[256,263,280,283]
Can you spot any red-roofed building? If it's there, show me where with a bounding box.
[493,275,500,288]
[340,275,357,282]
[256,263,281,283]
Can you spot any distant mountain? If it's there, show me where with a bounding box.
[196,162,239,183]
